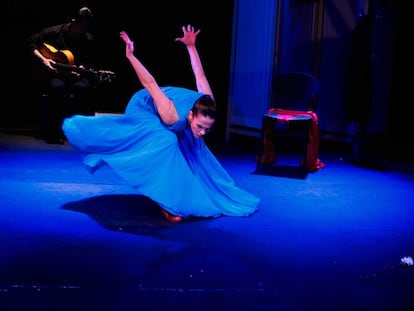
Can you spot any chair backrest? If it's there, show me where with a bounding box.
[273,72,320,111]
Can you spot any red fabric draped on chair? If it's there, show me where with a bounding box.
[256,72,326,172]
[259,108,325,172]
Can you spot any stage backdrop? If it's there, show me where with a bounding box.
[226,0,397,147]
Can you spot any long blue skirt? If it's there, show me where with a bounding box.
[62,90,260,218]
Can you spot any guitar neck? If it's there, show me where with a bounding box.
[40,43,115,83]
[52,62,115,83]
[52,62,88,74]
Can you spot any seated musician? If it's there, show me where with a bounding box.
[26,6,98,144]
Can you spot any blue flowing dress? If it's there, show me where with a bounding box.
[62,86,260,218]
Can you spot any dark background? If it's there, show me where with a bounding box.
[7,0,234,140]
[6,0,413,157]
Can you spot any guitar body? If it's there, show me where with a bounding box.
[39,43,75,66]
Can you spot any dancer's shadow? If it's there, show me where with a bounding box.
[61,194,205,239]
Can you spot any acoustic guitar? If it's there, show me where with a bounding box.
[39,43,116,83]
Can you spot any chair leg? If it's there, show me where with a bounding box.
[256,116,277,170]
[301,119,311,169]
[256,115,266,170]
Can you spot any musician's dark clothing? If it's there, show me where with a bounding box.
[27,22,96,144]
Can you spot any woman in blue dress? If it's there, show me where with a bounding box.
[62,25,260,222]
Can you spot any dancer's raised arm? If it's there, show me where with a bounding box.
[120,30,179,125]
[175,24,214,100]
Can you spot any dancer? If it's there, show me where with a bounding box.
[63,25,260,222]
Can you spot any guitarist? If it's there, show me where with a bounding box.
[26,6,97,144]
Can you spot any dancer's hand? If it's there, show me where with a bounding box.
[120,31,134,57]
[175,24,200,47]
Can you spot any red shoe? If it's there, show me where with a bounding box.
[160,208,182,223]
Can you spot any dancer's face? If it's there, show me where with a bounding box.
[188,112,215,138]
